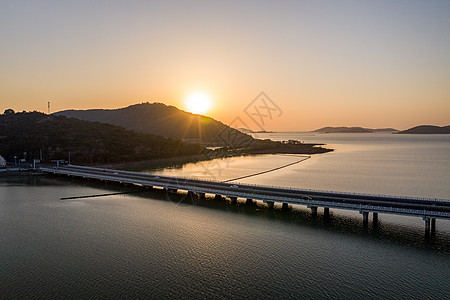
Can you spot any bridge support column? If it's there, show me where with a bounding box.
[373,212,378,225]
[198,193,206,200]
[431,218,436,233]
[266,201,274,209]
[167,188,177,194]
[246,198,253,205]
[310,206,317,216]
[230,196,237,204]
[424,217,430,234]
[361,211,369,226]
[214,194,223,201]
[282,202,289,210]
[323,207,330,218]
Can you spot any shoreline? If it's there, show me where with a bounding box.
[94,143,332,172]
[0,169,44,177]
[0,143,333,175]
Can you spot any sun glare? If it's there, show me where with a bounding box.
[185,92,212,115]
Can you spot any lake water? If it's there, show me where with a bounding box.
[153,132,450,199]
[1,133,449,298]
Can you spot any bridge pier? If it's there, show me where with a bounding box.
[361,211,369,226]
[230,196,237,204]
[373,212,379,226]
[167,188,177,194]
[282,202,289,210]
[310,206,317,216]
[266,201,274,209]
[424,217,431,234]
[423,217,437,235]
[323,207,330,218]
[214,194,223,201]
[246,198,254,205]
[198,193,206,200]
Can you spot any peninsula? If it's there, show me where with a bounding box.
[1,108,332,168]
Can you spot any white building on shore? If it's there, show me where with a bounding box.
[0,155,6,167]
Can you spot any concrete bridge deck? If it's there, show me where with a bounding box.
[41,165,450,234]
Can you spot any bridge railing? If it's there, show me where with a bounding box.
[42,167,450,220]
[57,165,448,203]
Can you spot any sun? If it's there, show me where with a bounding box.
[184,92,212,115]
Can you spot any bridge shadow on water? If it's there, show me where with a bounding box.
[26,175,450,254]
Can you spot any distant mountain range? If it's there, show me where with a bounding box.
[55,103,252,147]
[313,126,398,133]
[396,125,450,134]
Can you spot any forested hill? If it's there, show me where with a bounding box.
[55,102,254,146]
[0,111,202,164]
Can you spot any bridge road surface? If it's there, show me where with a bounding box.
[41,165,450,233]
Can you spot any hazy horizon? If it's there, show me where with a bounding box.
[1,1,449,131]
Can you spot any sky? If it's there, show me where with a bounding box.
[1,0,449,131]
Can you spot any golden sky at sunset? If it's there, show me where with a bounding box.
[1,1,449,131]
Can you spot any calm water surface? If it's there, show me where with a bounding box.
[154,133,450,199]
[1,133,449,298]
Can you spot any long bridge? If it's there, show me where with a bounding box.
[41,165,450,234]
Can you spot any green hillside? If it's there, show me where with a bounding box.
[0,111,202,164]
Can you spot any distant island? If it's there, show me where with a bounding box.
[237,128,273,134]
[396,125,450,134]
[313,126,398,133]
